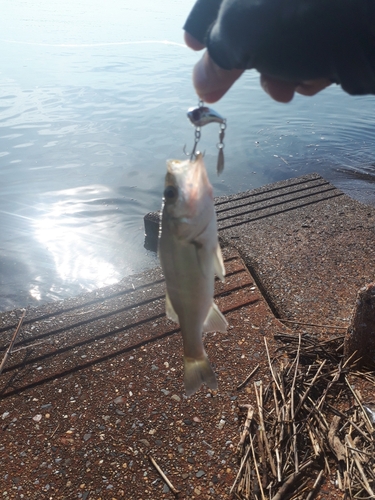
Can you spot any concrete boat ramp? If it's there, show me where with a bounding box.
[0,173,374,499]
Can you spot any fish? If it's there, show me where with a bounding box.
[158,153,228,396]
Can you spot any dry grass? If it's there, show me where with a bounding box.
[232,333,375,500]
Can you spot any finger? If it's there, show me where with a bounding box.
[260,74,295,103]
[193,51,244,103]
[184,31,205,51]
[295,79,332,96]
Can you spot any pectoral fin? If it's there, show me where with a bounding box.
[165,291,179,323]
[213,243,225,282]
[192,240,207,278]
[203,302,228,333]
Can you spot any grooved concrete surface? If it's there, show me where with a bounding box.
[216,173,375,325]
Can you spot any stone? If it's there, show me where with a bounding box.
[217,419,225,430]
[139,439,150,447]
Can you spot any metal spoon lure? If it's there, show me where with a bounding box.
[184,100,227,175]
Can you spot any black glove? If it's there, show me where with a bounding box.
[184,0,375,95]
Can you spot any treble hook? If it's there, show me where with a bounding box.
[183,126,201,160]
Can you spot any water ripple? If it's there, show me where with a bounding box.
[0,0,374,310]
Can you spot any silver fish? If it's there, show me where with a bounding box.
[158,154,228,396]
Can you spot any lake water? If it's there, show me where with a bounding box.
[1,0,375,311]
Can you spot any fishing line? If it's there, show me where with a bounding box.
[0,39,187,48]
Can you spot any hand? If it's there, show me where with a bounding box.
[261,75,332,102]
[185,32,244,103]
[185,32,331,103]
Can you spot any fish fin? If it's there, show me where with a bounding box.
[183,355,217,397]
[203,303,228,333]
[192,240,207,278]
[213,243,225,282]
[165,291,179,323]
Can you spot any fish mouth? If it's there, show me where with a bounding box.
[166,158,187,175]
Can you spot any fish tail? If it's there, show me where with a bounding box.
[183,355,217,397]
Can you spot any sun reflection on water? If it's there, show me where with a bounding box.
[34,185,121,293]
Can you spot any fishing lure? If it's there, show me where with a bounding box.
[184,100,227,175]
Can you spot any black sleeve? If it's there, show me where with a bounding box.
[184,0,375,96]
[183,0,224,45]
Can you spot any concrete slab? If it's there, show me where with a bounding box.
[0,247,289,499]
[216,173,375,326]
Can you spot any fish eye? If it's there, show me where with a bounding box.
[164,185,178,202]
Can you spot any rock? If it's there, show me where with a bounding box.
[171,394,181,402]
[139,439,150,447]
[344,282,375,366]
[217,419,225,430]
[196,470,205,478]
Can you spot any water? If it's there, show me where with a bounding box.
[0,0,374,311]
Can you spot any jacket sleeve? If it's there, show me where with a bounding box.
[184,0,375,95]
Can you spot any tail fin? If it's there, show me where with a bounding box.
[183,355,217,397]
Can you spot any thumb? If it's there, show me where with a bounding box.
[193,51,244,103]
